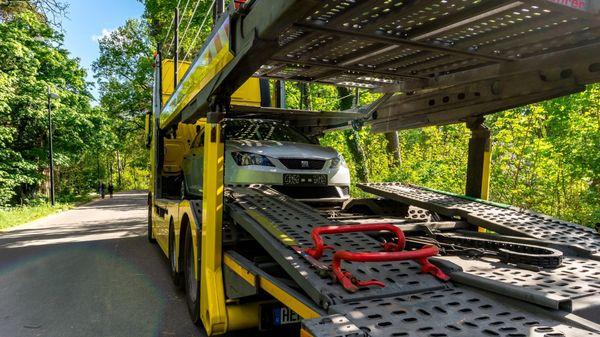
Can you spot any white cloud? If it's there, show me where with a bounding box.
[91,28,114,42]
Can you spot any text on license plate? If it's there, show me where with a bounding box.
[283,174,327,185]
[274,307,300,325]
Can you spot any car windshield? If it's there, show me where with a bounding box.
[223,120,312,143]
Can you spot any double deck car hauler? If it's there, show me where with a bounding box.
[147,0,600,336]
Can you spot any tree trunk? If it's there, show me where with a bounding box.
[108,157,113,185]
[384,131,401,165]
[132,166,138,190]
[337,87,369,182]
[116,150,122,188]
[299,83,311,110]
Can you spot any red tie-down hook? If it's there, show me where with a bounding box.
[304,223,407,259]
[234,0,247,9]
[305,224,449,293]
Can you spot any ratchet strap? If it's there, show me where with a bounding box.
[418,230,564,269]
[305,224,449,293]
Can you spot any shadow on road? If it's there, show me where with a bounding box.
[0,192,204,337]
[0,192,289,337]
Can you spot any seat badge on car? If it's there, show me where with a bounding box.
[301,160,309,168]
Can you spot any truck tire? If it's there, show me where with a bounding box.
[147,193,156,243]
[169,221,184,289]
[184,224,201,325]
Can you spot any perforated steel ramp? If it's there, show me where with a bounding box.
[165,0,600,131]
[434,255,600,311]
[359,183,600,255]
[226,186,600,336]
[226,185,447,306]
[258,0,600,88]
[303,286,600,337]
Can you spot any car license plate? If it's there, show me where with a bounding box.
[273,307,300,326]
[283,174,327,186]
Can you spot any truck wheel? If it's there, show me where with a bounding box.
[147,193,156,243]
[184,224,201,324]
[169,221,184,289]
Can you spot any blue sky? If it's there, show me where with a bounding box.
[61,0,145,101]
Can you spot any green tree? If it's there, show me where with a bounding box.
[0,10,102,205]
[92,18,153,190]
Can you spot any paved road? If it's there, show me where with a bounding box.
[0,192,204,337]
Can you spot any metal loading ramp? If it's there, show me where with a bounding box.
[359,183,600,255]
[225,186,600,337]
[433,255,600,311]
[305,287,598,337]
[226,185,447,305]
[166,0,600,130]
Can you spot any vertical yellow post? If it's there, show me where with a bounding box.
[480,146,491,200]
[200,111,228,334]
[465,118,492,199]
[465,117,492,232]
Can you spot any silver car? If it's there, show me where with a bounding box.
[182,119,350,202]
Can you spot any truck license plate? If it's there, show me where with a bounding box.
[274,307,300,325]
[260,303,301,330]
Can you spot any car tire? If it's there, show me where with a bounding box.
[147,193,156,243]
[184,224,201,325]
[169,220,184,289]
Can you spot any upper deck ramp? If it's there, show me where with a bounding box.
[161,0,600,130]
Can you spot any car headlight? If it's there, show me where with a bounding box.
[330,155,347,169]
[231,152,275,167]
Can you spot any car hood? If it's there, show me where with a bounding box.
[226,140,338,159]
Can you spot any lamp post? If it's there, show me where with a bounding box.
[48,87,59,206]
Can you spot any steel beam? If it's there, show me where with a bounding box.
[371,69,587,132]
[407,0,521,41]
[270,56,429,81]
[295,23,512,63]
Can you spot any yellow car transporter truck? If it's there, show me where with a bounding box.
[148,1,600,336]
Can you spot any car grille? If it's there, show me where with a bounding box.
[279,158,325,170]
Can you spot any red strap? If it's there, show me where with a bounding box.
[234,0,246,9]
[332,245,450,293]
[304,224,449,293]
[304,224,406,259]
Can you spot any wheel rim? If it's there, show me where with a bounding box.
[186,236,198,301]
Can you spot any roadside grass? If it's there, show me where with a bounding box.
[0,194,96,231]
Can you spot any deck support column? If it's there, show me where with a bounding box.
[200,101,228,334]
[465,117,491,200]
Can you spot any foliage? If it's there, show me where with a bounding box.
[0,0,68,28]
[319,86,599,226]
[142,0,215,60]
[0,10,104,206]
[92,18,153,191]
[487,85,600,225]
